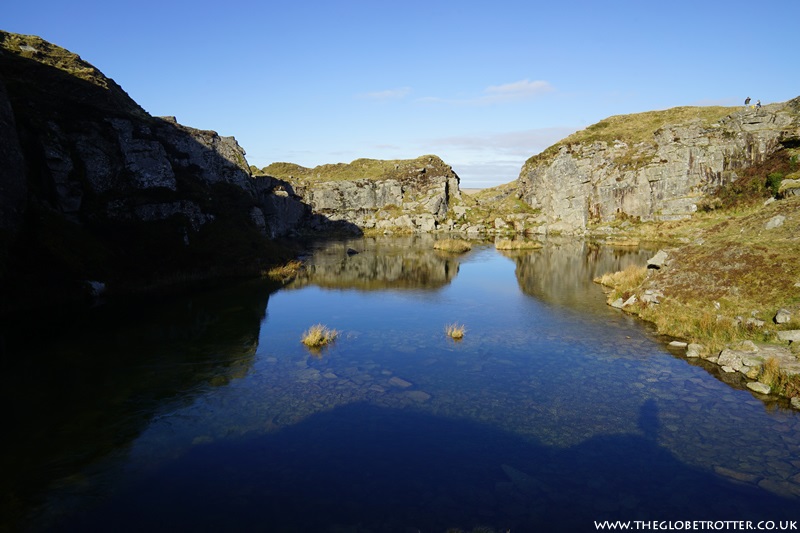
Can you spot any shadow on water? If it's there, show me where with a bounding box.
[5,238,800,532]
[50,401,800,533]
[0,278,276,531]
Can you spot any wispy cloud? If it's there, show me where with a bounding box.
[429,127,578,157]
[356,87,412,101]
[418,79,554,105]
[483,79,554,102]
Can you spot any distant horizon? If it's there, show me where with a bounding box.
[3,0,799,188]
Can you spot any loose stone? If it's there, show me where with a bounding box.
[774,309,792,324]
[777,330,800,343]
[746,382,771,395]
[686,344,703,358]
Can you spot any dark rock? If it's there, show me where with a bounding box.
[0,75,26,234]
[0,30,299,312]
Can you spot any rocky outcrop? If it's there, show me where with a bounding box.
[0,31,301,309]
[263,156,463,233]
[517,99,800,234]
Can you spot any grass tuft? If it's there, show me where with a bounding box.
[445,323,466,340]
[434,239,472,253]
[263,260,303,282]
[758,357,800,398]
[594,264,647,300]
[301,324,339,348]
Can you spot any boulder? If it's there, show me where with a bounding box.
[774,309,792,324]
[777,330,800,343]
[647,250,669,269]
[765,215,786,230]
[717,348,763,376]
[686,344,704,358]
[778,178,800,197]
[747,382,772,395]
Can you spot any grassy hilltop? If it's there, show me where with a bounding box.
[260,155,453,183]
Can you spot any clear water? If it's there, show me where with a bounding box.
[3,236,799,532]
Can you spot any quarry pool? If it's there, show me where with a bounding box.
[4,236,800,532]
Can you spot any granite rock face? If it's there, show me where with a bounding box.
[265,155,462,233]
[517,99,800,234]
[0,30,301,306]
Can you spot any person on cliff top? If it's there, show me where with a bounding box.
[756,100,761,109]
[745,96,751,106]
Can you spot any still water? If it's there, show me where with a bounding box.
[3,236,800,532]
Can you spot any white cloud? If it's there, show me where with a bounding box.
[417,79,554,106]
[483,79,554,102]
[357,87,412,101]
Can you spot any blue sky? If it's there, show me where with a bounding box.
[4,1,799,188]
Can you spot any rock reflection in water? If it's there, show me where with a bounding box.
[289,235,461,291]
[507,238,653,311]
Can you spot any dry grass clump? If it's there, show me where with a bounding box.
[434,239,472,254]
[594,264,648,301]
[264,260,303,282]
[758,357,800,398]
[494,239,543,250]
[301,324,338,348]
[637,301,756,354]
[445,323,466,340]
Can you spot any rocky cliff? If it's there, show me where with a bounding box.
[0,31,303,310]
[516,99,800,234]
[262,156,463,233]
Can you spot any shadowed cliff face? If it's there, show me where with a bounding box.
[0,31,302,311]
[517,98,800,234]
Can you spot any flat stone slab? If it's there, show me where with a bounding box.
[747,382,771,394]
[777,330,800,343]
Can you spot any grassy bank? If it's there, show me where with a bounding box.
[595,194,800,398]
